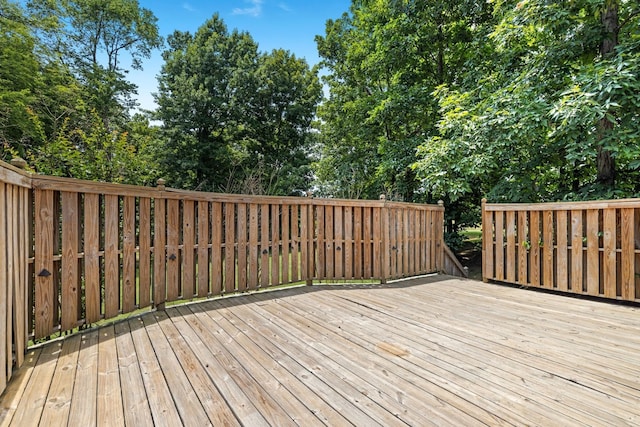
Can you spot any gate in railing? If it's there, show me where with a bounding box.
[482,198,640,303]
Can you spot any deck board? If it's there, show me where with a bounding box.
[67,330,98,427]
[2,275,640,426]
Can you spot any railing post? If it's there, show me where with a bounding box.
[379,195,388,284]
[481,198,489,282]
[10,157,28,170]
[4,158,30,383]
[436,200,445,272]
[305,196,314,286]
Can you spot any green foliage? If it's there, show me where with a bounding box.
[414,0,640,211]
[27,0,163,126]
[315,0,493,202]
[155,15,322,195]
[1,0,162,184]
[0,0,44,158]
[30,109,160,185]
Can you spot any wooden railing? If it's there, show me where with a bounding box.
[482,198,640,303]
[0,159,461,394]
[0,161,31,396]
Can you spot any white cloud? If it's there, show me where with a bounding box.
[182,2,196,12]
[232,0,263,17]
[278,2,292,12]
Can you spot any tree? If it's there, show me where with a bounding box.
[0,0,45,159]
[155,16,260,190]
[155,15,321,195]
[315,0,493,202]
[414,0,640,209]
[240,49,322,195]
[27,0,162,126]
[1,0,162,184]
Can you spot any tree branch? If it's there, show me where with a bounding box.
[619,9,640,30]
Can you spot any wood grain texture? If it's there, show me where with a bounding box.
[68,331,99,427]
[482,205,493,281]
[344,206,353,280]
[5,277,640,426]
[17,187,29,368]
[316,205,325,279]
[529,211,541,287]
[34,189,55,339]
[324,205,334,279]
[603,208,617,298]
[153,197,167,307]
[197,201,210,298]
[290,204,300,282]
[182,199,196,299]
[586,209,600,296]
[485,202,640,304]
[122,196,136,313]
[333,206,343,279]
[556,210,568,292]
[211,202,223,295]
[517,211,528,285]
[280,204,290,284]
[620,208,635,300]
[61,192,80,331]
[363,207,372,279]
[225,203,236,293]
[166,199,180,302]
[505,211,516,283]
[372,207,382,280]
[259,203,270,287]
[84,194,101,324]
[300,205,310,282]
[542,210,554,289]
[139,197,152,307]
[248,203,259,290]
[571,210,584,293]
[495,211,505,282]
[104,195,120,318]
[0,183,7,393]
[237,203,248,291]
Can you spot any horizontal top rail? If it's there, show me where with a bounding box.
[0,160,32,188]
[31,173,444,210]
[483,198,640,211]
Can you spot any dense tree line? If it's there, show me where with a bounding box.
[1,0,321,195]
[155,15,322,194]
[1,0,162,184]
[316,0,640,246]
[3,0,640,244]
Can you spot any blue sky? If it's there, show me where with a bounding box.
[130,0,351,111]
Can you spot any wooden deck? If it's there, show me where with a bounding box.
[2,275,640,426]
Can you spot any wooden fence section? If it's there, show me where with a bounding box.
[0,162,457,345]
[0,162,31,397]
[482,198,640,303]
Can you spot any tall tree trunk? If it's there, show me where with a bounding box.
[596,1,619,188]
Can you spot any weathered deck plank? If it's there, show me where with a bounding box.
[2,276,640,426]
[128,316,183,427]
[0,349,41,427]
[67,330,99,427]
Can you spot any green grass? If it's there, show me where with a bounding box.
[461,227,482,243]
